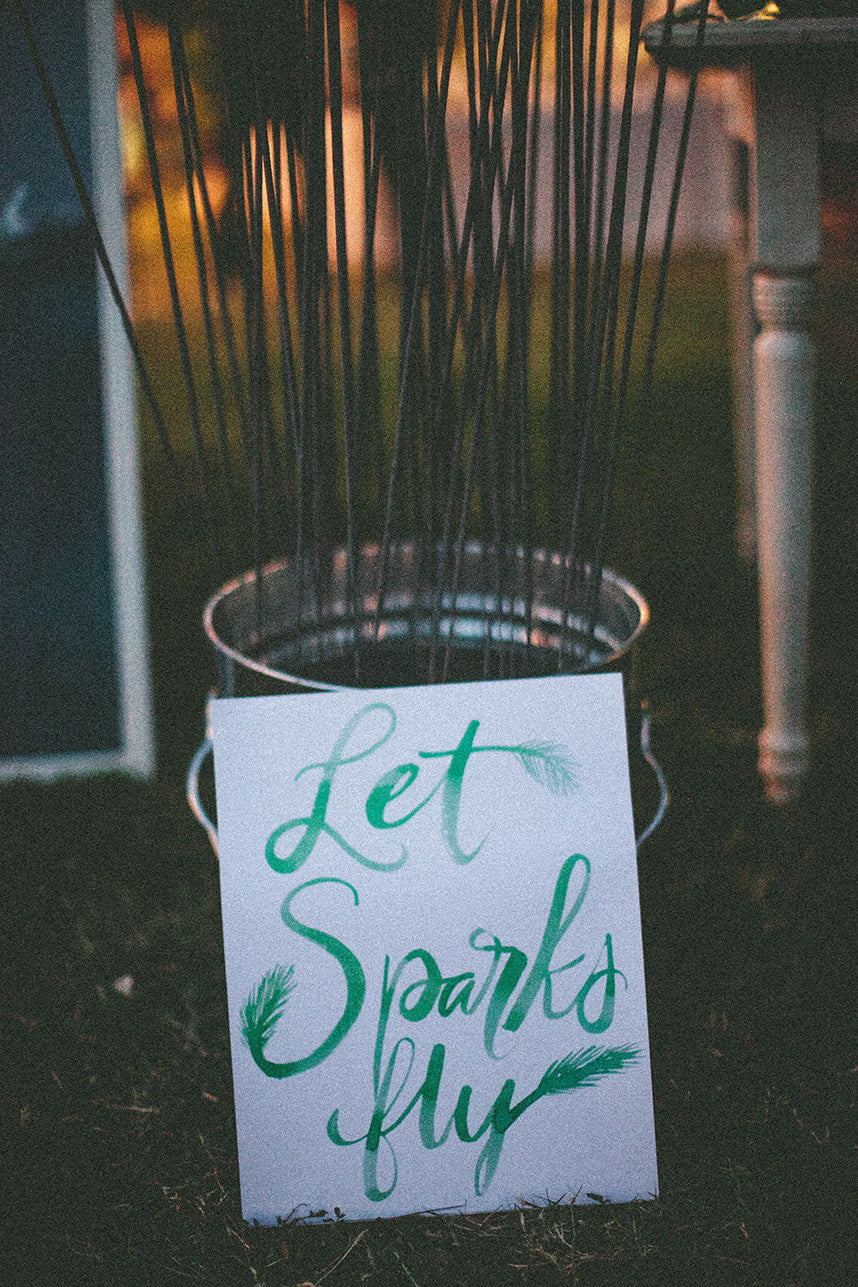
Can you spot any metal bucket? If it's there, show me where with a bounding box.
[188,541,666,848]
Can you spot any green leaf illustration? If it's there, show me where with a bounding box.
[503,1044,642,1129]
[539,1044,641,1095]
[241,965,295,1054]
[511,741,578,796]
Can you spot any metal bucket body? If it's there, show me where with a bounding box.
[191,543,664,848]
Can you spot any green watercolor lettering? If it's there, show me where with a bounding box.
[415,722,579,864]
[462,930,507,1014]
[481,941,529,1058]
[268,712,576,875]
[377,937,518,1071]
[418,719,487,864]
[414,1043,457,1150]
[575,933,627,1034]
[266,704,407,873]
[503,853,590,1033]
[437,972,476,1016]
[398,950,443,1022]
[330,1035,641,1202]
[328,1036,416,1202]
[373,951,443,1093]
[365,762,445,829]
[244,877,365,1079]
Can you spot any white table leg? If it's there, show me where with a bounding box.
[752,271,814,803]
[749,59,819,804]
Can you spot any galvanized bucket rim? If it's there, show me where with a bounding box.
[203,539,649,693]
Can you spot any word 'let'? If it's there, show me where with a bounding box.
[265,702,574,873]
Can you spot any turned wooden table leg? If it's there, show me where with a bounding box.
[749,58,819,804]
[752,272,815,803]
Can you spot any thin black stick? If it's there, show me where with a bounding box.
[559,0,646,669]
[167,16,242,575]
[174,37,249,459]
[249,94,292,566]
[324,0,360,675]
[583,0,679,641]
[121,2,220,574]
[256,118,302,518]
[587,0,615,366]
[583,0,600,244]
[548,0,570,538]
[247,122,270,630]
[523,0,544,322]
[428,0,515,678]
[442,0,538,681]
[356,133,383,526]
[373,0,462,633]
[520,0,544,659]
[621,1,711,564]
[570,0,589,437]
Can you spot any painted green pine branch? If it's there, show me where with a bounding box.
[510,741,578,795]
[503,1044,642,1128]
[538,1044,641,1094]
[241,965,295,1054]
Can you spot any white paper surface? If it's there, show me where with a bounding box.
[211,673,657,1223]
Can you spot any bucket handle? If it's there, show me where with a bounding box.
[186,697,219,855]
[187,699,669,857]
[636,701,669,846]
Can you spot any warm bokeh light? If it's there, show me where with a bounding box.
[116,3,728,320]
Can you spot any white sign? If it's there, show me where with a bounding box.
[211,673,657,1223]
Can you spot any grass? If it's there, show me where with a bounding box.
[1,250,856,1284]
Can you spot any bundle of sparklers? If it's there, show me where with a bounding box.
[18,0,710,682]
